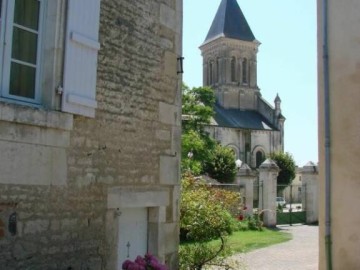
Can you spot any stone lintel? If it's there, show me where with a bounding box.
[107,186,170,209]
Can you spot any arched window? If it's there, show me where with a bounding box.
[209,61,214,85]
[216,58,220,83]
[256,150,265,168]
[231,57,236,82]
[242,58,248,84]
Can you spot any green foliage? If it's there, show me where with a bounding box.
[209,187,242,216]
[181,84,237,182]
[182,84,215,134]
[179,237,230,270]
[246,214,263,231]
[204,145,237,183]
[181,130,216,175]
[269,152,296,192]
[180,175,241,242]
[181,84,218,175]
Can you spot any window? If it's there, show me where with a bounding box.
[216,58,220,83]
[231,57,236,82]
[0,0,44,104]
[256,150,265,168]
[0,0,101,118]
[209,60,214,85]
[242,58,248,84]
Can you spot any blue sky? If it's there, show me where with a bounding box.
[183,0,318,166]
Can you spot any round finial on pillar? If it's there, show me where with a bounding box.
[235,159,242,170]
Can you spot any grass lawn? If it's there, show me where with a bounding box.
[205,228,292,254]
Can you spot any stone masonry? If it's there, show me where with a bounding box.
[0,0,182,269]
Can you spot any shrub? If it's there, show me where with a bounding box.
[247,214,263,231]
[209,186,242,216]
[179,236,230,270]
[180,175,241,242]
[204,145,237,183]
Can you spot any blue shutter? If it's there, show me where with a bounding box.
[62,0,101,117]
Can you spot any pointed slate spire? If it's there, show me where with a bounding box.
[204,0,255,43]
[274,93,281,103]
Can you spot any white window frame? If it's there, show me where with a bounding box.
[0,0,45,105]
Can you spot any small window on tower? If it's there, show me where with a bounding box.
[231,57,236,82]
[242,58,248,84]
[209,61,214,85]
[216,58,220,83]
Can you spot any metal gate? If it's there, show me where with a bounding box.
[276,184,307,225]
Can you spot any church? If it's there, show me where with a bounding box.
[200,0,285,169]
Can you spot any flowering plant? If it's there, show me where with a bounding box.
[122,253,168,270]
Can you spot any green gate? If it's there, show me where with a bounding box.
[276,184,307,225]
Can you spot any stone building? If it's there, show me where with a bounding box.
[0,0,182,269]
[200,0,285,169]
[318,0,360,268]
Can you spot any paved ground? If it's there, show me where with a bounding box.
[229,225,319,270]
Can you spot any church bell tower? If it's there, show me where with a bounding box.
[199,0,261,110]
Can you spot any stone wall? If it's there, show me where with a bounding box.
[318,0,360,267]
[205,126,282,168]
[0,0,182,269]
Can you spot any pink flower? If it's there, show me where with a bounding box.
[135,256,146,267]
[122,254,168,270]
[127,263,139,270]
[122,260,132,269]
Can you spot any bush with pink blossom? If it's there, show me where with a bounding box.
[122,253,168,270]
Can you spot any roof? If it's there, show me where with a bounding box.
[210,103,278,131]
[204,0,255,43]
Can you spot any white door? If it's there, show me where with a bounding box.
[117,208,148,267]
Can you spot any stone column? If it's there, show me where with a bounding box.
[258,159,279,227]
[301,161,319,224]
[249,60,257,87]
[236,163,256,216]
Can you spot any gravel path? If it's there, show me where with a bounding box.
[228,225,319,270]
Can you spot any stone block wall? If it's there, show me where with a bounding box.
[0,0,182,269]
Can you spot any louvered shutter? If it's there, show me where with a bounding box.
[62,0,101,118]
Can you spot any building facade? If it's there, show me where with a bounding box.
[0,0,182,269]
[318,0,360,269]
[200,0,285,169]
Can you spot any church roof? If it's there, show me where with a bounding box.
[204,0,255,43]
[210,103,278,131]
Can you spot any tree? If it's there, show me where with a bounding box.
[181,84,217,175]
[204,145,237,183]
[181,130,207,175]
[269,152,296,193]
[181,84,237,181]
[182,84,215,134]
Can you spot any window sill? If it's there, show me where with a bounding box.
[0,101,73,131]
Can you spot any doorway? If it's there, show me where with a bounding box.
[117,207,148,267]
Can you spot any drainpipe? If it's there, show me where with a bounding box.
[322,0,332,269]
